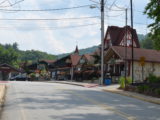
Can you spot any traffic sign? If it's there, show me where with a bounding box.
[139,56,145,66]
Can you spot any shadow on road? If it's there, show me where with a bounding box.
[2,82,160,120]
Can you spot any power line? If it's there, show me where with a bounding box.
[0,16,100,21]
[89,0,100,4]
[0,0,7,5]
[0,4,96,12]
[105,16,150,26]
[9,0,24,7]
[0,23,100,30]
[113,3,126,10]
[108,0,118,10]
[106,12,124,17]
[105,7,125,11]
[0,0,24,7]
[43,23,100,29]
[111,3,144,13]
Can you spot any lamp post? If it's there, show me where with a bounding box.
[90,0,105,85]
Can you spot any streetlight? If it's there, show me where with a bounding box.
[90,0,105,85]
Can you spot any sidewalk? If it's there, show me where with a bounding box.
[50,80,160,105]
[102,85,160,105]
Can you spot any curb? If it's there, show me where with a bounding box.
[0,85,6,118]
[0,85,6,106]
[46,81,85,87]
[55,81,84,87]
[103,89,160,105]
[45,81,99,88]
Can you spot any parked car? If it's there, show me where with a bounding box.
[10,74,29,81]
[57,75,65,80]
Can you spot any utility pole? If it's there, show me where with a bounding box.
[125,8,128,87]
[130,0,134,84]
[100,0,105,85]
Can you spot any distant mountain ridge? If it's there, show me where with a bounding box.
[57,34,146,59]
[57,45,99,59]
[0,34,146,66]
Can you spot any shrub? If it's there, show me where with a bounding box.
[156,77,160,83]
[137,85,150,93]
[147,74,160,83]
[30,73,36,80]
[137,86,143,93]
[126,77,132,84]
[119,77,132,89]
[92,77,97,80]
[119,77,125,89]
[155,88,160,95]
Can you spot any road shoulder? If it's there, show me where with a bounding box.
[0,85,6,106]
[43,80,160,105]
[103,87,160,105]
[0,84,7,118]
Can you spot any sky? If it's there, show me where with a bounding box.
[0,0,151,55]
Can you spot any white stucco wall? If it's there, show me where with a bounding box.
[130,61,160,82]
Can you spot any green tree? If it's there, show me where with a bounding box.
[144,0,160,50]
[0,45,19,65]
[19,50,56,62]
[0,43,56,65]
[12,42,18,51]
[140,35,154,49]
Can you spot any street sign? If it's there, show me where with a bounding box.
[139,56,145,66]
[139,56,145,81]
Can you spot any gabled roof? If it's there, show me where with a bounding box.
[82,54,94,63]
[54,53,81,67]
[53,55,71,68]
[0,63,20,72]
[39,60,55,64]
[53,46,81,67]
[104,26,140,48]
[105,46,160,63]
[70,54,81,66]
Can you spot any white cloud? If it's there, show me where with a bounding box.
[0,0,151,54]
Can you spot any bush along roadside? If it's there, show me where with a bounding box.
[120,74,160,98]
[119,76,132,89]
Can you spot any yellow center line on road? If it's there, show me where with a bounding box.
[71,92,137,120]
[54,86,137,120]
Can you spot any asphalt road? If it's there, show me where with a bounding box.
[1,81,160,120]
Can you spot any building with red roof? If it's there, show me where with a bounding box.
[104,46,160,82]
[0,63,20,80]
[52,46,81,80]
[104,26,140,49]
